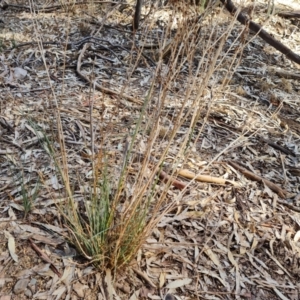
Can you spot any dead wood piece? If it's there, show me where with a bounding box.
[288,168,300,176]
[177,169,241,187]
[277,10,300,19]
[133,0,143,32]
[158,170,186,190]
[259,137,295,157]
[277,199,300,213]
[220,0,300,65]
[137,155,186,190]
[227,161,287,198]
[29,238,62,277]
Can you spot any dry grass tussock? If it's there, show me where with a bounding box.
[59,0,234,271]
[1,0,300,299]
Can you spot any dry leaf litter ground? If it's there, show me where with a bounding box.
[1,0,300,299]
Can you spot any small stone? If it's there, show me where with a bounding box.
[28,278,37,293]
[14,279,30,294]
[28,278,37,294]
[29,278,37,285]
[24,289,32,298]
[164,294,176,300]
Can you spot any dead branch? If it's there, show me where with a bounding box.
[132,0,143,32]
[220,0,300,65]
[227,161,287,198]
[277,10,300,19]
[277,199,300,213]
[158,170,186,190]
[259,137,295,157]
[29,238,62,277]
[177,169,241,187]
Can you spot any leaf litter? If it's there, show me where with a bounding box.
[0,0,300,299]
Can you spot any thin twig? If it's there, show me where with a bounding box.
[132,267,156,288]
[29,238,62,277]
[259,137,295,157]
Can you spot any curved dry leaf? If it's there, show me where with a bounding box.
[273,287,289,300]
[251,237,259,251]
[8,207,17,220]
[194,246,199,263]
[73,282,88,298]
[235,272,241,296]
[293,230,300,243]
[166,278,192,289]
[265,249,292,279]
[198,267,229,289]
[159,272,166,288]
[0,65,8,78]
[203,247,221,267]
[32,222,66,234]
[129,289,140,300]
[58,266,74,285]
[9,203,24,212]
[19,224,47,236]
[4,231,18,263]
[228,250,238,268]
[52,286,66,298]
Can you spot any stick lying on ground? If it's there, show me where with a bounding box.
[220,0,300,65]
[177,169,241,187]
[227,161,287,198]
